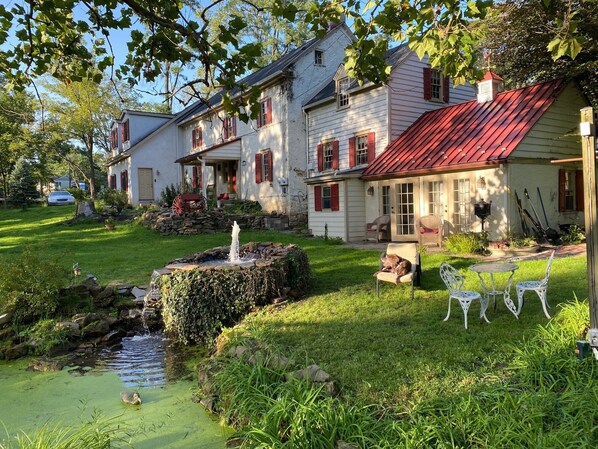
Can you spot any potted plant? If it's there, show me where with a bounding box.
[104,217,116,230]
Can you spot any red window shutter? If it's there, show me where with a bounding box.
[331,183,339,211]
[192,129,196,147]
[255,153,262,183]
[558,169,566,211]
[314,186,322,211]
[575,170,584,211]
[266,98,272,125]
[317,144,323,172]
[223,119,229,140]
[267,151,273,182]
[232,117,237,137]
[192,166,198,190]
[332,140,339,170]
[423,67,431,100]
[367,132,376,163]
[124,120,130,142]
[348,137,356,168]
[199,166,203,189]
[443,76,450,103]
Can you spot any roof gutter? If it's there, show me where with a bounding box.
[361,160,504,181]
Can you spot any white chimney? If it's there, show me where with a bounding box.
[477,71,503,103]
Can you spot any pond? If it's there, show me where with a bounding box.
[0,334,231,448]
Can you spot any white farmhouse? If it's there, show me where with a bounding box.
[107,23,354,226]
[304,46,475,241]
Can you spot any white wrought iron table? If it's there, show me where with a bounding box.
[469,262,519,317]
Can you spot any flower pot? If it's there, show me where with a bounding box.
[104,224,115,230]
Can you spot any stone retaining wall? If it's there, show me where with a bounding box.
[139,208,265,235]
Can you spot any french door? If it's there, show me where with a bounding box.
[387,181,416,241]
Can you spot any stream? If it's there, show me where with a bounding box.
[0,334,231,448]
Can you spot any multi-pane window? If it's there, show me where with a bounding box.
[257,98,271,128]
[192,127,202,149]
[563,171,575,210]
[427,181,444,217]
[356,135,368,165]
[337,77,350,109]
[323,142,334,171]
[122,120,130,142]
[382,185,391,215]
[396,182,415,235]
[453,179,471,232]
[314,49,324,65]
[322,186,332,209]
[261,150,271,183]
[223,116,235,139]
[431,69,442,101]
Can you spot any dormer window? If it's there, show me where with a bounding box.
[336,77,350,109]
[314,49,324,66]
[223,116,236,139]
[121,119,130,143]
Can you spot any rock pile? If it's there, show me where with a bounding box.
[139,208,265,235]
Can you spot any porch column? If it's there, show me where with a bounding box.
[201,160,207,204]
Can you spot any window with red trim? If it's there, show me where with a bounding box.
[110,129,118,149]
[255,149,273,183]
[109,174,117,189]
[223,116,236,139]
[314,183,339,211]
[558,169,583,211]
[120,170,128,192]
[257,98,272,128]
[192,127,203,149]
[423,68,449,103]
[318,140,339,171]
[122,120,130,142]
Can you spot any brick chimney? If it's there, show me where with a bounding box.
[477,71,503,103]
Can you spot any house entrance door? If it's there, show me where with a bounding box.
[388,181,417,241]
[138,168,154,202]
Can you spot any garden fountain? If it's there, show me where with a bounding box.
[228,220,241,263]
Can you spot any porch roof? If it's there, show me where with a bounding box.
[175,137,242,164]
[362,79,565,180]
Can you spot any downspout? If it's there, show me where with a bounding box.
[304,109,311,223]
[344,180,349,242]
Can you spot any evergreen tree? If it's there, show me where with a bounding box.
[8,156,39,205]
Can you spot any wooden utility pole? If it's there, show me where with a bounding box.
[581,107,598,350]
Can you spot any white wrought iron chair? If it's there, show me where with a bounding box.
[515,250,556,319]
[375,243,420,300]
[440,263,489,330]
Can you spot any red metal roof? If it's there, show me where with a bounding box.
[362,79,565,180]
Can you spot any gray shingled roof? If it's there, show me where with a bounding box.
[304,44,411,108]
[174,35,326,124]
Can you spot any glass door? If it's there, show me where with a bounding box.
[391,182,416,240]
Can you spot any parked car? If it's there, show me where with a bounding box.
[46,191,76,206]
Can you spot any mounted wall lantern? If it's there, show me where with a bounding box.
[474,199,492,231]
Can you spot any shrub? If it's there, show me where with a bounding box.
[445,231,490,255]
[159,183,181,208]
[222,199,263,215]
[559,224,585,244]
[0,247,69,324]
[160,245,310,344]
[21,319,71,356]
[100,188,128,213]
[7,156,39,205]
[66,187,87,202]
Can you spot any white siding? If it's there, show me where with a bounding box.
[388,53,476,140]
[307,86,388,173]
[345,178,366,242]
[307,182,347,239]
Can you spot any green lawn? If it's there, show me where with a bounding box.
[0,205,590,412]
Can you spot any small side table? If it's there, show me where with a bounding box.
[469,262,519,317]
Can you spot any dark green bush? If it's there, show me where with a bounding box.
[0,247,68,324]
[160,246,310,344]
[21,319,71,356]
[101,188,128,212]
[222,200,263,215]
[159,183,181,208]
[559,224,585,244]
[67,187,87,201]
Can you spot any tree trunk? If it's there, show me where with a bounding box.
[85,138,97,199]
[76,200,96,217]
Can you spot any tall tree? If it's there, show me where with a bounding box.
[42,78,136,198]
[8,156,39,205]
[480,0,597,106]
[0,79,35,198]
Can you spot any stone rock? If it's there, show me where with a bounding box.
[120,391,142,405]
[228,345,249,359]
[28,358,64,372]
[5,342,29,360]
[72,312,102,327]
[0,327,16,340]
[199,396,218,413]
[93,287,115,307]
[120,309,142,320]
[56,321,81,338]
[0,311,14,327]
[101,330,126,345]
[131,286,146,299]
[82,320,110,337]
[286,364,330,383]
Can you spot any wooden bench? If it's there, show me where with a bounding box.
[172,193,205,215]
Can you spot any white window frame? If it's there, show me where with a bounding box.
[323,141,334,171]
[314,49,324,66]
[431,69,443,101]
[356,134,368,165]
[322,186,332,209]
[336,77,350,109]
